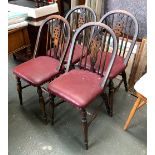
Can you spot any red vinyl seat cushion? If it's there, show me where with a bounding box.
[48,70,103,108]
[47,44,83,64]
[13,56,62,86]
[81,52,126,79]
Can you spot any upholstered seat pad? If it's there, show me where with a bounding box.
[48,70,103,108]
[47,44,84,64]
[81,52,126,79]
[13,56,61,86]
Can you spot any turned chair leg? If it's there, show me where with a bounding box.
[37,86,47,124]
[124,97,141,130]
[122,71,128,92]
[16,77,23,105]
[101,93,110,116]
[108,80,114,117]
[49,94,55,125]
[80,108,88,150]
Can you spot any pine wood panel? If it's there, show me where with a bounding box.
[8,26,30,54]
[128,38,147,90]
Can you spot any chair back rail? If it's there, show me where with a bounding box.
[99,10,138,66]
[65,5,97,38]
[66,22,118,89]
[33,15,71,70]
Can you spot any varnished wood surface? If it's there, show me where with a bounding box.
[128,38,147,90]
[124,91,147,130]
[8,26,30,55]
[57,0,71,16]
[79,0,85,5]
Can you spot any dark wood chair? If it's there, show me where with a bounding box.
[63,5,97,64]
[47,6,97,65]
[13,15,71,123]
[99,10,139,116]
[48,22,118,149]
[65,5,97,34]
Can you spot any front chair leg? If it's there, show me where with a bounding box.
[109,80,114,117]
[37,86,47,124]
[80,108,88,150]
[16,77,23,105]
[122,71,128,91]
[49,94,55,125]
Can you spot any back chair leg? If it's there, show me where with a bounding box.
[13,54,17,60]
[109,80,114,117]
[80,108,88,150]
[16,77,23,105]
[37,86,47,124]
[49,94,55,125]
[101,93,110,116]
[122,71,128,91]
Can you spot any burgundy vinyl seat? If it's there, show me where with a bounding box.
[13,56,62,86]
[48,69,103,108]
[81,51,126,79]
[105,54,126,79]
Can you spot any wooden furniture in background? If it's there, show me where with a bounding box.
[128,37,147,91]
[8,26,31,59]
[57,0,63,15]
[9,0,59,56]
[57,0,85,16]
[57,0,71,16]
[79,0,85,5]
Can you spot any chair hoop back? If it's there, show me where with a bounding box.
[66,22,118,89]
[33,15,71,69]
[65,5,97,36]
[100,10,138,65]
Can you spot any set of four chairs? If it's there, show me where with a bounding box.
[13,5,138,150]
